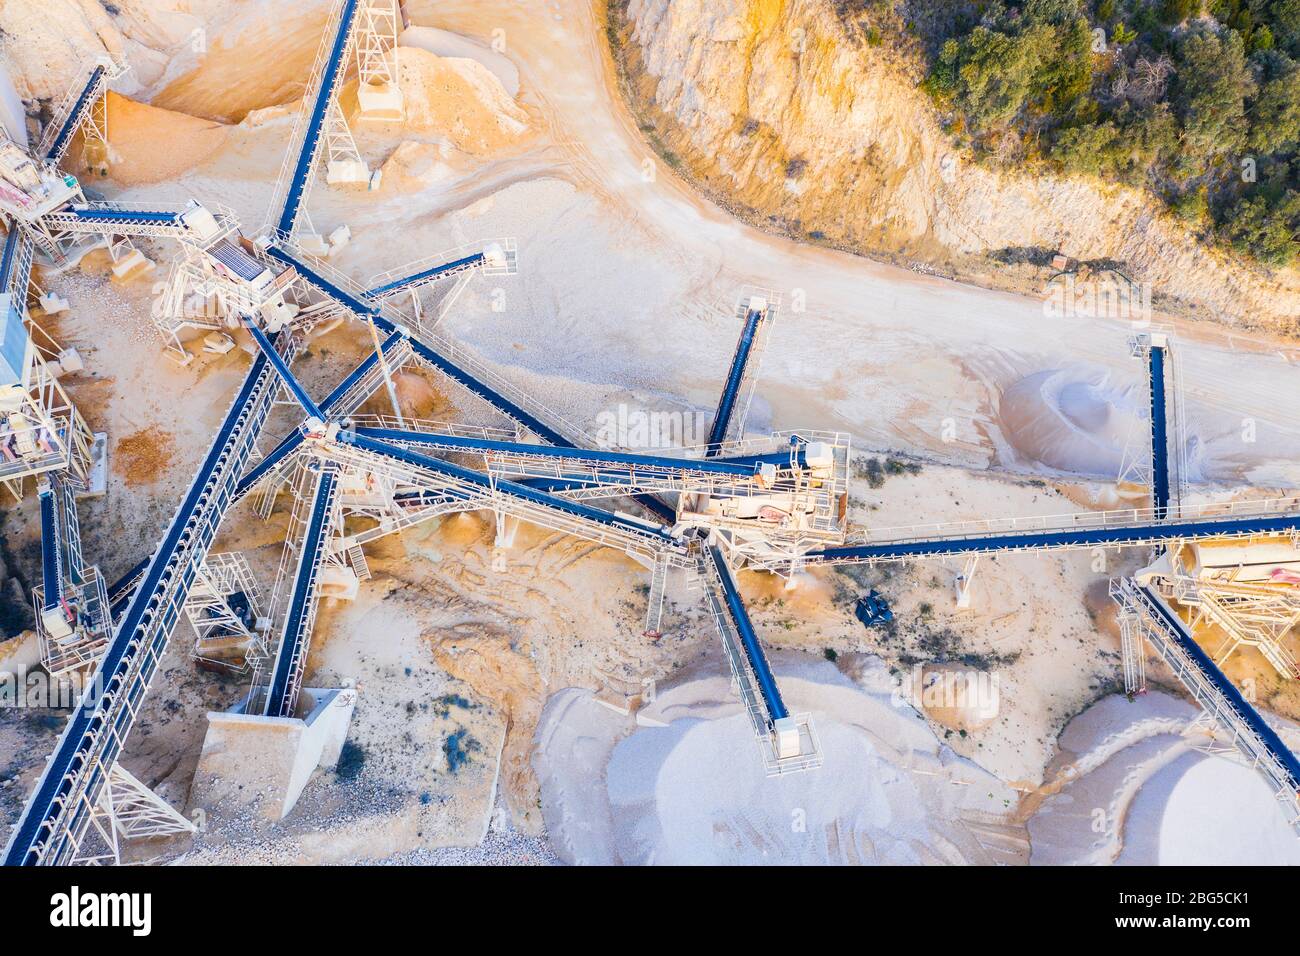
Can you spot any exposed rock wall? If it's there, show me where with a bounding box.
[617,0,1300,332]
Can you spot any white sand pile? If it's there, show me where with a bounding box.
[1119,753,1300,865]
[1028,691,1300,864]
[151,0,336,123]
[534,656,1026,865]
[998,368,1145,477]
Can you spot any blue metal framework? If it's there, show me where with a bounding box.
[276,0,362,235]
[707,306,764,454]
[3,340,288,865]
[262,464,339,718]
[44,65,107,163]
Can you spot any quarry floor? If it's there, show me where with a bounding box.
[2,0,1300,864]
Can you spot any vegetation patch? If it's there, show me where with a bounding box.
[913,0,1300,267]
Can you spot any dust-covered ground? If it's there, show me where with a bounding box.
[2,0,1299,864]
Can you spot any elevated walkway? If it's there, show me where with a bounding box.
[364,240,517,332]
[353,423,809,483]
[803,499,1300,568]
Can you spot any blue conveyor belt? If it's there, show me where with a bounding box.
[45,65,106,163]
[262,467,337,718]
[276,0,362,234]
[352,426,804,478]
[1149,344,1171,519]
[4,344,280,866]
[248,322,323,420]
[365,253,485,298]
[1139,584,1300,789]
[707,308,763,454]
[38,485,62,613]
[706,545,788,725]
[811,512,1300,564]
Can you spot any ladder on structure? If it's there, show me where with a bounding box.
[346,542,371,581]
[643,550,670,638]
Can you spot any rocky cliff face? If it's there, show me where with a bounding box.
[617,0,1300,332]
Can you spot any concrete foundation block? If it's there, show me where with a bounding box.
[190,687,357,822]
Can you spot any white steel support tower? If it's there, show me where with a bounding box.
[33,477,112,678]
[643,550,671,638]
[0,231,96,500]
[38,57,129,169]
[1116,600,1147,695]
[354,0,404,121]
[72,764,196,866]
[183,552,269,674]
